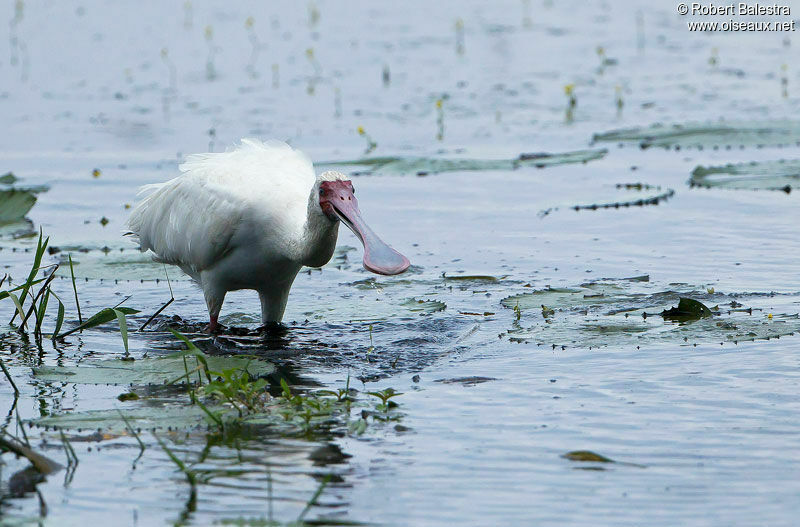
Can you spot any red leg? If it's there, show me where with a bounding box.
[207,314,219,334]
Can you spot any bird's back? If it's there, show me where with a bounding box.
[127,139,316,276]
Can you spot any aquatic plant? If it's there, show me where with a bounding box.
[308,1,320,28]
[454,18,465,55]
[382,64,390,86]
[160,48,177,93]
[564,84,576,122]
[436,98,445,140]
[183,1,193,30]
[204,25,217,80]
[334,86,342,118]
[245,16,266,80]
[357,126,377,154]
[272,63,279,88]
[0,230,138,350]
[306,48,321,94]
[521,0,532,28]
[709,47,719,67]
[781,64,788,98]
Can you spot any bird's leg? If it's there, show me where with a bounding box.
[207,313,219,333]
[259,288,291,326]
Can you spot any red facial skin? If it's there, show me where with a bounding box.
[319,180,410,276]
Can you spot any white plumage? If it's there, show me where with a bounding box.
[127,139,409,330]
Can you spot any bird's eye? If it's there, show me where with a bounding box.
[319,188,326,196]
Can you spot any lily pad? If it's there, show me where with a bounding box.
[501,284,632,311]
[0,189,37,224]
[539,183,674,217]
[690,159,800,192]
[293,293,445,322]
[32,352,275,385]
[593,121,800,150]
[562,450,614,463]
[317,148,607,176]
[501,281,800,348]
[30,404,225,432]
[401,298,446,314]
[54,250,190,281]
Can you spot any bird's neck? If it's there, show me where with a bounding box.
[300,197,339,268]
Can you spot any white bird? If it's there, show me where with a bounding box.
[127,139,409,331]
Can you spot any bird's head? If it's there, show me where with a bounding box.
[317,171,410,276]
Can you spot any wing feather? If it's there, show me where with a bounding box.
[126,139,315,275]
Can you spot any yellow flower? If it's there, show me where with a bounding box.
[436,99,443,109]
[564,84,575,96]
[357,126,365,135]
[245,16,254,29]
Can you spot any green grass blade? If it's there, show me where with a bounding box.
[52,297,65,341]
[12,230,48,323]
[170,329,213,382]
[7,292,26,329]
[0,278,46,302]
[36,287,51,334]
[296,474,331,522]
[112,308,130,354]
[68,254,82,324]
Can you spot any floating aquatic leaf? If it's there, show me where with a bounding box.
[502,282,800,348]
[501,284,631,311]
[294,293,445,322]
[434,376,497,386]
[400,298,446,314]
[539,183,674,217]
[318,149,607,176]
[0,189,37,224]
[55,251,189,281]
[442,274,501,283]
[690,159,800,192]
[30,404,225,432]
[32,352,275,385]
[562,450,614,463]
[593,121,800,150]
[661,297,712,321]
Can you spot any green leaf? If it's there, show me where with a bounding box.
[30,405,225,433]
[13,230,48,321]
[52,297,65,341]
[691,159,800,192]
[562,450,614,463]
[0,188,37,223]
[58,306,140,338]
[112,308,130,354]
[36,287,51,331]
[7,292,26,326]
